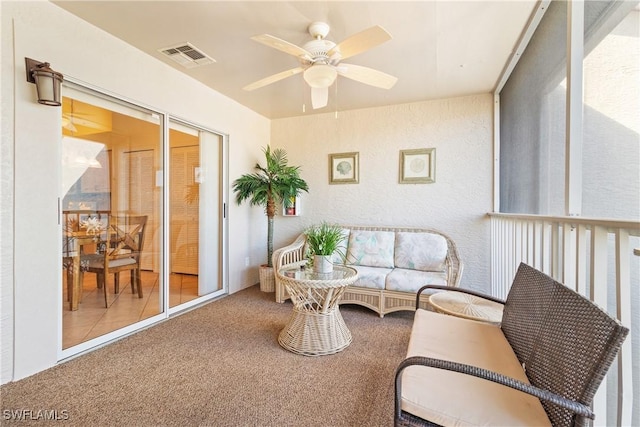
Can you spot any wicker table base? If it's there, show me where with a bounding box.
[278,308,352,356]
[277,263,358,356]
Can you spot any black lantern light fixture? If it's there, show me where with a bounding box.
[25,58,64,106]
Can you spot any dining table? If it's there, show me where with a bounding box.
[65,231,102,311]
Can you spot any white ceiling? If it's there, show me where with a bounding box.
[52,1,538,120]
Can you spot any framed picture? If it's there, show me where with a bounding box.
[329,152,359,184]
[399,148,435,184]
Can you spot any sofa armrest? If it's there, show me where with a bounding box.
[394,356,594,425]
[415,284,505,310]
[272,234,306,303]
[272,234,306,270]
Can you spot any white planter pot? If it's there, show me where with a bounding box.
[313,255,333,274]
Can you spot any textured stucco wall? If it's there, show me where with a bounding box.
[0,2,16,386]
[271,94,494,292]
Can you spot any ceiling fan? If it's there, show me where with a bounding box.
[62,99,112,135]
[243,22,398,110]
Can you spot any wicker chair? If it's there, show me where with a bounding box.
[394,263,629,427]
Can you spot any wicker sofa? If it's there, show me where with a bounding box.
[394,263,629,427]
[272,225,462,317]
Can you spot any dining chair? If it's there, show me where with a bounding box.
[85,215,148,307]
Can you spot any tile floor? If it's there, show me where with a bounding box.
[62,271,199,349]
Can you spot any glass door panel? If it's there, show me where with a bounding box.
[61,85,164,349]
[168,120,223,308]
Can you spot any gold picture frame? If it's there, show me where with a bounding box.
[399,148,435,184]
[329,152,359,184]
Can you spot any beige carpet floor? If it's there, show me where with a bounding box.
[1,285,414,426]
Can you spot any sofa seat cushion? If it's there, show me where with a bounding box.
[346,230,395,268]
[349,265,392,290]
[394,232,448,271]
[402,309,550,426]
[385,268,447,292]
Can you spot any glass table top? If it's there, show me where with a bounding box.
[279,264,357,282]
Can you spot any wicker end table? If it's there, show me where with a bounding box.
[429,291,504,325]
[277,263,358,356]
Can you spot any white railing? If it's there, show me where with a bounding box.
[489,212,639,427]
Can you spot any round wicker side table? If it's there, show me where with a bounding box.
[429,291,504,325]
[277,263,358,356]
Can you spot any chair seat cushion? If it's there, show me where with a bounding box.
[402,309,551,426]
[348,265,392,290]
[88,257,137,269]
[385,268,447,292]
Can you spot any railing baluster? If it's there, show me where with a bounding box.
[591,225,609,425]
[526,221,534,266]
[551,222,560,280]
[615,229,632,427]
[563,222,577,290]
[576,224,588,297]
[541,221,550,275]
[510,220,516,290]
[515,220,522,277]
[533,221,542,270]
[500,217,507,298]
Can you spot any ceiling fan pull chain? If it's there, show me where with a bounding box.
[334,80,339,119]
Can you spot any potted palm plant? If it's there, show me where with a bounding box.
[233,145,309,291]
[304,222,346,273]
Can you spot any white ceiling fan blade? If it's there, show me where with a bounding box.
[62,113,108,129]
[337,63,398,89]
[328,25,392,60]
[243,67,304,91]
[311,87,329,109]
[62,116,78,132]
[63,111,96,118]
[251,34,312,60]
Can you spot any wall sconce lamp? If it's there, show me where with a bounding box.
[25,58,64,106]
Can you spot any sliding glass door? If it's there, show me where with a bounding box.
[61,85,164,349]
[168,120,224,309]
[60,83,226,353]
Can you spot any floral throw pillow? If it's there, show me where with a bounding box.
[346,230,395,268]
[394,232,448,271]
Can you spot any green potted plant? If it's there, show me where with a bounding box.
[233,145,309,291]
[304,222,346,273]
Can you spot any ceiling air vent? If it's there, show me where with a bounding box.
[159,42,215,68]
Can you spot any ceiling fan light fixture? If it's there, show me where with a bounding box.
[303,64,337,88]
